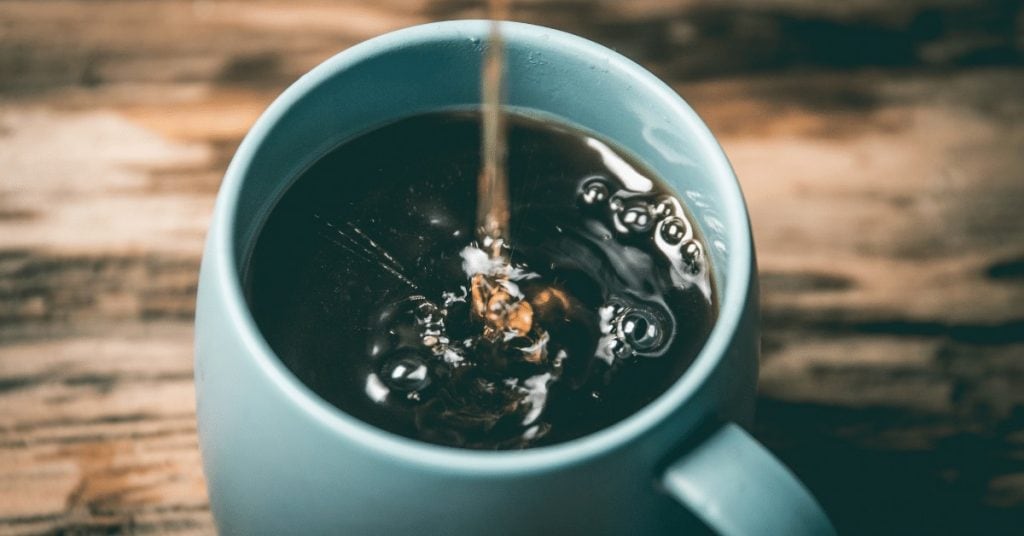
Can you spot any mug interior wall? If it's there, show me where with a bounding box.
[231,27,735,301]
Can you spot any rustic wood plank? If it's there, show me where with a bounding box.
[0,324,212,534]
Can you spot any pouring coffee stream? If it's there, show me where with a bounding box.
[469,5,569,369]
[470,0,527,337]
[477,4,510,257]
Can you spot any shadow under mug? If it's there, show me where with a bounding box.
[195,20,835,536]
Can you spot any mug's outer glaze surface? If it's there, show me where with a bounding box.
[196,21,831,535]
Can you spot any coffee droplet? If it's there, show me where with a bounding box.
[659,216,688,245]
[380,349,432,392]
[580,177,610,205]
[618,309,664,352]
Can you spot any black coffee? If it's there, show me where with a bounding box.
[245,111,717,449]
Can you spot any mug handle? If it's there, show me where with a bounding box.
[661,422,837,536]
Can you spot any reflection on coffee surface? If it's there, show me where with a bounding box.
[246,111,717,449]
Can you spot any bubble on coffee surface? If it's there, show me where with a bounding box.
[578,173,708,294]
[595,298,673,364]
[615,203,655,234]
[617,308,665,353]
[579,176,611,205]
[380,349,432,392]
[652,196,679,219]
[659,217,689,245]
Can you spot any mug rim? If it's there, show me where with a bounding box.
[210,20,753,475]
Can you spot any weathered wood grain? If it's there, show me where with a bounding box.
[0,324,212,534]
[1,0,1022,534]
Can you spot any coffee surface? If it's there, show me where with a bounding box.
[246,111,717,449]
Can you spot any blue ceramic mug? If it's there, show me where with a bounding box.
[195,20,835,535]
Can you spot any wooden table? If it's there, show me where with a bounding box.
[1,1,1022,533]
